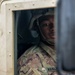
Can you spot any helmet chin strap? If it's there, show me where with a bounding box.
[41,38,54,46]
[46,39,54,46]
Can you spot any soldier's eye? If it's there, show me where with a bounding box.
[41,24,48,27]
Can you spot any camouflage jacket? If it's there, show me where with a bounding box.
[17,43,58,75]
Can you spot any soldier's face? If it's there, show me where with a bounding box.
[40,16,55,40]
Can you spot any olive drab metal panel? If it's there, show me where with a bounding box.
[56,0,75,73]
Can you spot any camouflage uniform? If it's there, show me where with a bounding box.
[18,42,58,75]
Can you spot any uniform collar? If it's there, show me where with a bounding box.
[39,42,56,62]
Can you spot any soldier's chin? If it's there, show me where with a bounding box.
[50,36,55,39]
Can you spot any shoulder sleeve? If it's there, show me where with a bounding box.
[17,46,40,75]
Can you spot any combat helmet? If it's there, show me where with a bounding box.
[29,9,54,38]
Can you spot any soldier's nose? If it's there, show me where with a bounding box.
[49,23,54,29]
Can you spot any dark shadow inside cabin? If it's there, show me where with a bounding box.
[15,8,54,59]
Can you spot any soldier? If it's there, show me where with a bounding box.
[17,11,58,75]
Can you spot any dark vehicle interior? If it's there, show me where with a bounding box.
[16,8,54,58]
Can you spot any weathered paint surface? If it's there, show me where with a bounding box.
[0,0,57,75]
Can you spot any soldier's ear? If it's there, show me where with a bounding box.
[30,19,40,38]
[30,30,39,38]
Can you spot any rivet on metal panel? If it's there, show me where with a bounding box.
[52,2,54,4]
[9,54,11,57]
[33,4,35,6]
[0,29,3,37]
[9,32,11,34]
[15,6,17,8]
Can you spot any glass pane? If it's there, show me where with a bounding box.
[15,8,58,75]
